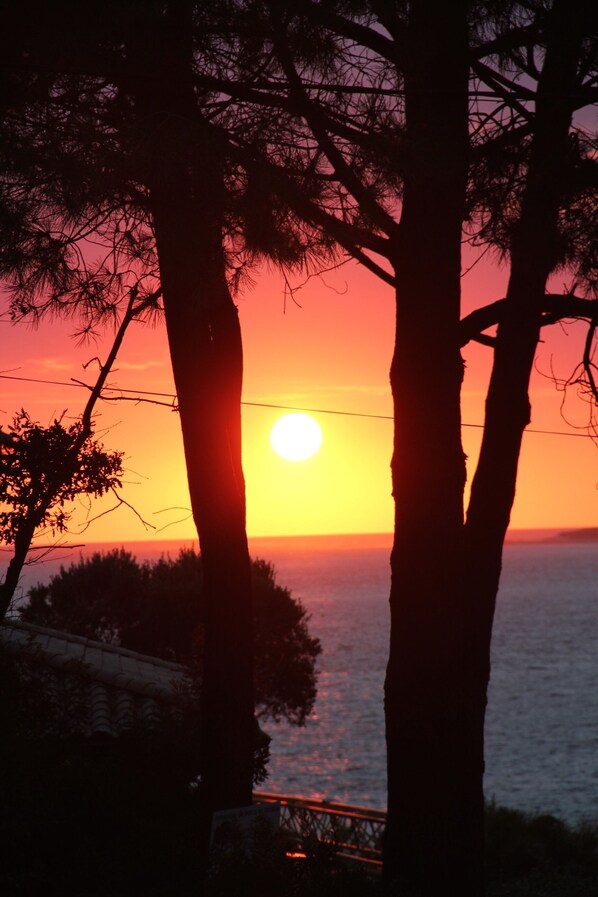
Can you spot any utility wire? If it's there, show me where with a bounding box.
[0,372,595,439]
[1,373,176,400]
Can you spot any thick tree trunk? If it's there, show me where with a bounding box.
[462,1,585,873]
[129,5,255,839]
[383,3,471,893]
[384,3,583,894]
[466,0,585,561]
[153,185,255,823]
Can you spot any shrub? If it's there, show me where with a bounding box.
[21,548,321,724]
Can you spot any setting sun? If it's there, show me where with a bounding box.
[270,413,323,461]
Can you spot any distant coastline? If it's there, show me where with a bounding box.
[548,527,598,543]
[250,528,598,549]
[2,527,595,611]
[8,528,596,561]
[501,528,598,544]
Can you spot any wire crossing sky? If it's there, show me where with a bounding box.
[1,374,594,439]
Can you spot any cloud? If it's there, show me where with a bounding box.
[249,384,391,406]
[113,360,165,372]
[23,356,164,375]
[33,357,76,373]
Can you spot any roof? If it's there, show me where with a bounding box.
[0,618,192,738]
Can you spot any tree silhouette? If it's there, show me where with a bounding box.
[0,288,158,619]
[2,1,596,891]
[0,412,123,618]
[21,549,321,726]
[224,3,596,892]
[0,0,332,834]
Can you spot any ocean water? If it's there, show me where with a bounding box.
[3,531,597,823]
[251,533,598,824]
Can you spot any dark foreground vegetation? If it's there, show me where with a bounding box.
[1,644,596,897]
[21,548,321,726]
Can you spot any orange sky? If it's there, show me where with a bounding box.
[1,253,596,542]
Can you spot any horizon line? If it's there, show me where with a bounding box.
[16,525,596,550]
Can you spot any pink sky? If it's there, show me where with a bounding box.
[1,253,596,542]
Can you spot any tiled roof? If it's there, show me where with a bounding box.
[0,619,193,737]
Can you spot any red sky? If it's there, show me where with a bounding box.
[1,252,596,542]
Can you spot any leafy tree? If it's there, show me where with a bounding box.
[0,411,123,618]
[0,0,332,825]
[0,288,159,619]
[21,548,321,726]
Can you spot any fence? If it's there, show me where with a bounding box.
[254,791,386,868]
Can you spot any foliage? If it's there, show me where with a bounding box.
[0,290,158,623]
[0,644,203,896]
[0,1,336,324]
[0,640,90,743]
[1,646,597,896]
[205,817,382,897]
[21,548,321,725]
[0,0,341,817]
[0,638,272,895]
[0,409,123,544]
[485,802,598,896]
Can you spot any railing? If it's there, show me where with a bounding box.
[254,791,386,868]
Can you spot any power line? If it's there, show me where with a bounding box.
[242,400,392,421]
[0,372,595,439]
[0,373,176,400]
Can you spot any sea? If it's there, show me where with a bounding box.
[3,529,597,825]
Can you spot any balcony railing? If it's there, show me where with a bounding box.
[254,791,385,868]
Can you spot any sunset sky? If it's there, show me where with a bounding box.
[1,250,596,543]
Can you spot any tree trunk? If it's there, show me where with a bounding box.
[129,4,255,839]
[0,527,35,619]
[465,0,585,568]
[383,2,472,893]
[152,183,255,823]
[159,242,255,820]
[384,2,584,894]
[462,2,585,881]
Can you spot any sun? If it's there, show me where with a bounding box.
[270,413,323,461]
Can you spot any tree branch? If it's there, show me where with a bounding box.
[460,294,598,347]
[471,59,536,120]
[75,487,155,534]
[472,23,540,61]
[268,8,398,238]
[80,286,162,437]
[229,137,393,265]
[304,1,404,64]
[582,319,598,402]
